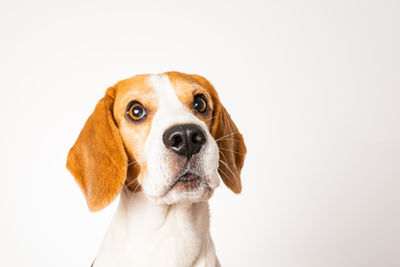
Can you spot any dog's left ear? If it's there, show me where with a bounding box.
[190,74,247,193]
[211,100,247,193]
[66,87,128,212]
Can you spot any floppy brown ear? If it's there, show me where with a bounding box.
[190,74,246,193]
[66,87,128,211]
[212,101,247,193]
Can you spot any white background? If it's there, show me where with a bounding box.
[1,0,399,266]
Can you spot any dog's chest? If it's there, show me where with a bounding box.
[94,192,215,267]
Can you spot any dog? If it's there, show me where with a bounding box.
[67,71,246,267]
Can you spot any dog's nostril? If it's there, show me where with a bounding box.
[192,133,205,144]
[171,134,183,147]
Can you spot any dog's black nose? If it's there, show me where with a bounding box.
[163,124,206,159]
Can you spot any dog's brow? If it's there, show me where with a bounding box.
[148,74,186,108]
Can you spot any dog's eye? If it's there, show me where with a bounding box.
[127,101,146,121]
[193,94,207,113]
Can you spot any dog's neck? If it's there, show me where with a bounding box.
[94,189,220,267]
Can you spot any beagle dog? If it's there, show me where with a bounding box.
[67,71,246,267]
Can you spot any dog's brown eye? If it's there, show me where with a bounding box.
[127,101,146,121]
[194,94,207,113]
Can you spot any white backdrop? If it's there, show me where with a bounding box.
[1,0,399,266]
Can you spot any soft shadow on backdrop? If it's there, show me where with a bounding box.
[0,0,399,266]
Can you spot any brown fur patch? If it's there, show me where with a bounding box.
[66,87,128,211]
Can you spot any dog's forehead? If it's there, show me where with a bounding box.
[115,74,156,102]
[148,72,201,108]
[116,72,211,104]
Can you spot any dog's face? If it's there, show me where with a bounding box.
[114,73,220,205]
[67,72,246,211]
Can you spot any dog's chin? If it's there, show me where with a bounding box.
[159,186,214,205]
[148,175,216,205]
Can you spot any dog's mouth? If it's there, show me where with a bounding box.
[168,172,201,192]
[152,166,216,204]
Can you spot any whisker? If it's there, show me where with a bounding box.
[219,147,246,155]
[219,159,240,185]
[122,177,138,191]
[205,116,217,122]
[129,182,141,208]
[215,131,240,142]
[127,160,138,167]
[219,150,240,178]
[218,166,235,186]
[216,138,242,143]
[133,182,140,194]
[218,152,240,185]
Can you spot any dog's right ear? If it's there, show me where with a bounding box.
[66,87,128,212]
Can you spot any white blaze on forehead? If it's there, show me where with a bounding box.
[148,74,200,128]
[148,74,184,112]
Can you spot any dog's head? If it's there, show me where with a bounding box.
[67,72,246,211]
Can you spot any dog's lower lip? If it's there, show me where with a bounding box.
[166,172,201,193]
[178,173,200,183]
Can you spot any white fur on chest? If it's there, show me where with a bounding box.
[94,190,220,267]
